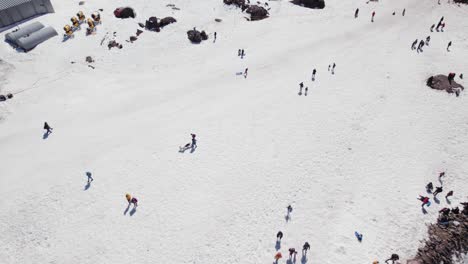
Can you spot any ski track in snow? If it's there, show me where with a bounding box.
[0,0,468,263]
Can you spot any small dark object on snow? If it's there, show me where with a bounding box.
[129,36,138,42]
[159,17,177,27]
[79,1,85,5]
[85,56,94,63]
[114,7,136,19]
[215,18,222,22]
[246,5,269,21]
[291,0,325,9]
[224,0,248,10]
[0,95,6,101]
[136,29,143,36]
[108,40,123,50]
[138,22,145,28]
[7,93,13,99]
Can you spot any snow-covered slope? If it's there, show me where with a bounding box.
[1,0,467,263]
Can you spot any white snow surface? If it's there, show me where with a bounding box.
[1,0,468,263]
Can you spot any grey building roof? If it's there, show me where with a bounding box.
[0,0,34,10]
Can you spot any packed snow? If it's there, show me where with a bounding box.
[1,0,467,263]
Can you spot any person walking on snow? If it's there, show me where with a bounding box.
[131,197,138,207]
[288,248,297,259]
[411,39,418,50]
[126,193,132,204]
[441,22,445,32]
[274,252,282,263]
[430,24,435,32]
[190,133,197,148]
[304,87,308,96]
[439,171,445,179]
[417,40,425,52]
[418,195,430,207]
[445,190,453,199]
[302,242,310,255]
[447,41,452,51]
[433,186,443,198]
[276,231,283,241]
[287,204,293,214]
[241,49,245,59]
[371,11,375,22]
[331,63,336,74]
[385,254,399,264]
[44,122,53,134]
[86,172,93,183]
[426,36,431,46]
[354,8,359,18]
[402,9,406,16]
[244,68,248,78]
[426,182,433,193]
[312,68,317,81]
[238,49,241,57]
[214,32,217,42]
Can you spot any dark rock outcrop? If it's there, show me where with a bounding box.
[246,5,269,21]
[224,0,248,10]
[291,0,325,9]
[187,29,208,43]
[144,16,176,32]
[427,74,464,96]
[454,0,468,4]
[407,203,468,264]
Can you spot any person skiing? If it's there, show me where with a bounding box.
[276,231,283,241]
[332,63,336,74]
[288,248,296,259]
[447,41,452,51]
[302,242,310,255]
[44,122,53,134]
[241,49,245,59]
[354,8,359,18]
[312,68,317,81]
[131,197,138,207]
[287,204,293,213]
[430,24,435,32]
[445,190,453,199]
[244,68,248,78]
[214,32,217,42]
[274,252,282,263]
[385,254,399,264]
[418,195,430,207]
[86,172,93,183]
[299,82,304,89]
[402,8,406,16]
[411,39,418,50]
[426,182,433,193]
[371,11,375,22]
[426,36,431,46]
[304,87,308,96]
[433,186,443,198]
[417,40,425,52]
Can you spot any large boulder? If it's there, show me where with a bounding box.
[187,29,208,43]
[246,5,269,21]
[291,0,325,9]
[427,74,464,96]
[145,17,160,31]
[114,7,136,18]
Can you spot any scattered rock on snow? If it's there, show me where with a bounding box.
[224,0,248,10]
[85,56,94,63]
[427,75,464,96]
[159,17,177,27]
[215,18,222,22]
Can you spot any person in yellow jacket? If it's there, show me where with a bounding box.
[125,193,132,203]
[71,17,80,28]
[63,25,73,37]
[77,11,85,23]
